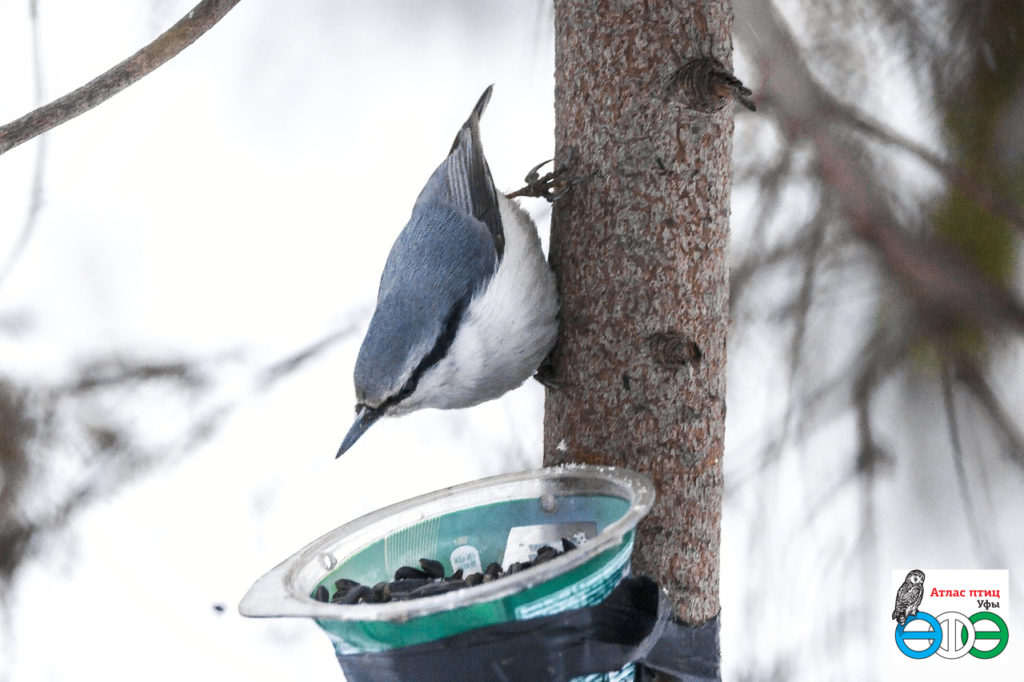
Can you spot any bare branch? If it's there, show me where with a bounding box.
[785,205,827,383]
[0,0,242,156]
[956,362,1024,466]
[940,362,1001,568]
[0,0,48,289]
[68,356,209,393]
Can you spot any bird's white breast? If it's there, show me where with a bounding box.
[410,194,558,410]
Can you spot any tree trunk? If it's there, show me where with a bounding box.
[545,0,733,632]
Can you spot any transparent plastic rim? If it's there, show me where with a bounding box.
[238,464,655,623]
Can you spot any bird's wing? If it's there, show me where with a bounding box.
[355,203,498,405]
[418,85,504,258]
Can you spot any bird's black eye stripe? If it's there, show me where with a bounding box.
[380,297,469,410]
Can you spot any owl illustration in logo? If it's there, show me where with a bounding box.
[892,569,926,626]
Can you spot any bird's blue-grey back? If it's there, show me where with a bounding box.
[353,86,503,407]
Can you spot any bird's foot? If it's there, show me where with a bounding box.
[532,353,561,389]
[506,148,579,203]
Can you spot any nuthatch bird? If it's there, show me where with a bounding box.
[336,85,560,457]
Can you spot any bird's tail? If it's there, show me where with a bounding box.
[442,85,503,255]
[471,84,493,120]
[450,84,493,154]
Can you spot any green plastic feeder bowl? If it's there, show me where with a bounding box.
[239,464,655,680]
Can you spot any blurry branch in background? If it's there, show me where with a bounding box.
[257,318,365,390]
[836,99,1024,236]
[0,357,218,594]
[730,0,1024,676]
[939,364,998,569]
[0,0,242,156]
[732,0,1024,501]
[0,0,48,291]
[736,0,1024,335]
[0,0,251,605]
[0,0,370,648]
[0,319,358,604]
[955,361,1024,467]
[733,0,1024,451]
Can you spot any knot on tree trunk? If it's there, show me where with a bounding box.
[667,56,756,112]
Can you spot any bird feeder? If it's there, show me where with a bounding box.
[240,464,655,681]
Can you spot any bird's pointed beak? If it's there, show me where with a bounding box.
[336,404,384,458]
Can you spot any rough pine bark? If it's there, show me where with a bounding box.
[545,0,733,627]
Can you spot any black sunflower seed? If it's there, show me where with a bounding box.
[419,558,445,579]
[334,577,360,593]
[394,566,430,581]
[338,584,374,604]
[325,537,584,606]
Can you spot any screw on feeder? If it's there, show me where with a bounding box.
[319,551,337,571]
[539,493,558,513]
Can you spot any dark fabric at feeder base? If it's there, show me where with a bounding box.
[636,615,720,682]
[334,576,721,682]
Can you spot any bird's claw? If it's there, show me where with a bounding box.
[507,148,578,203]
[524,158,553,185]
